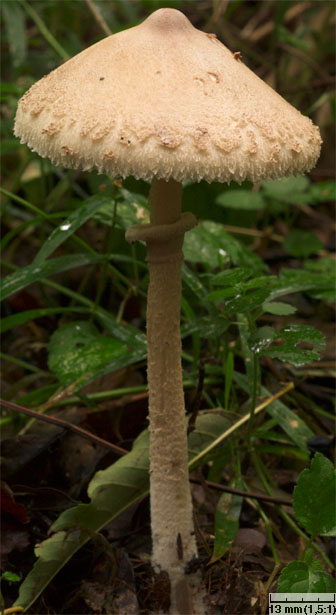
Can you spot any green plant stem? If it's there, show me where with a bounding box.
[253,500,280,565]
[131,243,139,287]
[1,188,136,292]
[243,312,260,441]
[0,188,52,219]
[0,352,49,375]
[247,351,259,438]
[279,509,334,571]
[35,378,222,409]
[252,447,334,571]
[1,217,65,251]
[5,374,54,401]
[190,382,294,469]
[181,296,200,367]
[251,448,271,494]
[19,0,70,61]
[93,207,117,311]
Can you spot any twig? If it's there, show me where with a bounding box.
[223,224,283,243]
[189,381,295,468]
[0,398,128,456]
[190,478,292,506]
[85,0,112,36]
[279,42,330,81]
[242,2,311,43]
[283,77,335,94]
[187,359,206,435]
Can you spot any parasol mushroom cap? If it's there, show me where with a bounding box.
[14,8,322,184]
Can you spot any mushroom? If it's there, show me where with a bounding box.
[14,8,321,614]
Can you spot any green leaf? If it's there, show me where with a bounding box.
[234,372,313,451]
[262,301,297,316]
[207,286,239,302]
[1,1,26,67]
[14,411,230,611]
[211,268,250,287]
[277,561,336,592]
[0,307,90,334]
[284,230,323,258]
[294,453,336,537]
[269,268,332,300]
[183,221,266,272]
[248,326,277,354]
[277,25,309,51]
[18,384,59,408]
[182,265,214,307]
[261,176,310,204]
[304,257,335,275]
[209,275,275,312]
[1,571,20,582]
[260,325,325,367]
[210,478,244,563]
[237,314,261,399]
[95,312,147,349]
[224,351,234,409]
[224,287,271,314]
[33,195,114,265]
[181,316,230,339]
[1,254,105,300]
[93,190,149,229]
[254,443,309,460]
[216,190,265,210]
[306,181,336,204]
[48,321,144,387]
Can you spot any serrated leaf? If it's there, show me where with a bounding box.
[210,478,244,563]
[183,220,266,272]
[211,268,250,287]
[216,190,265,210]
[294,453,336,537]
[277,561,336,592]
[181,316,230,339]
[13,411,231,611]
[33,195,113,265]
[209,275,275,312]
[248,326,277,354]
[224,287,271,314]
[207,286,239,302]
[262,301,297,316]
[269,268,334,300]
[1,254,105,301]
[304,258,335,275]
[284,230,323,258]
[261,325,325,367]
[48,321,145,387]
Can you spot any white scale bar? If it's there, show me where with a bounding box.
[269,594,336,615]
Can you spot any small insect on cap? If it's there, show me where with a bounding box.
[14,8,322,184]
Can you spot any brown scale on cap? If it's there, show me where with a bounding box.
[14,8,321,185]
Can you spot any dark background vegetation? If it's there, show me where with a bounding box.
[1,1,335,614]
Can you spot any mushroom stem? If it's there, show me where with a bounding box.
[126,178,205,614]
